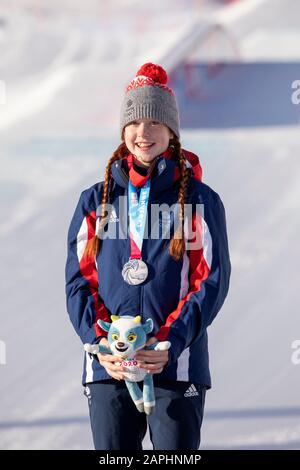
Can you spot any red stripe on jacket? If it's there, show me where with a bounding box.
[155,211,210,341]
[79,210,110,337]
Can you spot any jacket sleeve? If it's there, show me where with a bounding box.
[65,188,110,345]
[155,190,231,362]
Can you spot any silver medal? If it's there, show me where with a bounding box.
[122,258,148,285]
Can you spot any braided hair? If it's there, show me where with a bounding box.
[84,135,190,261]
[169,137,190,261]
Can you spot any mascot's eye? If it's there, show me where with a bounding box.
[111,333,119,341]
[127,334,137,342]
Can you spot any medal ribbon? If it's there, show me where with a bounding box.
[128,179,151,259]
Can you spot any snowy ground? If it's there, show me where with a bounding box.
[0,0,299,450]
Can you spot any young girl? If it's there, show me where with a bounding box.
[65,63,231,450]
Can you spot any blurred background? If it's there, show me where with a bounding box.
[0,0,299,449]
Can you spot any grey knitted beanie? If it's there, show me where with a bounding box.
[120,63,180,139]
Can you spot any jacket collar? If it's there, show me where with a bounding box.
[110,147,202,193]
[111,148,179,194]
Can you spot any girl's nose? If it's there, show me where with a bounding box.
[138,123,150,135]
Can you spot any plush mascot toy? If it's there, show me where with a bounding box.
[84,315,170,415]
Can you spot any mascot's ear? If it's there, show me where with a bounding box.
[111,315,120,322]
[143,318,153,334]
[97,319,111,332]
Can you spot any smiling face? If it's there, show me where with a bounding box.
[124,118,174,166]
[108,319,147,358]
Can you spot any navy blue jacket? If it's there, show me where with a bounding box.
[65,152,231,388]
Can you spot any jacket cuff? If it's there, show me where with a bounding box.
[92,335,106,345]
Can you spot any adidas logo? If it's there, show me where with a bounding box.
[184,384,199,397]
[109,208,119,223]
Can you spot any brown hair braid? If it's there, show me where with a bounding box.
[169,137,190,261]
[84,135,190,262]
[83,141,128,259]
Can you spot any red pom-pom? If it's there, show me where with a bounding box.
[136,63,168,85]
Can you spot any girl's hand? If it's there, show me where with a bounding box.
[135,337,169,374]
[96,337,124,381]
